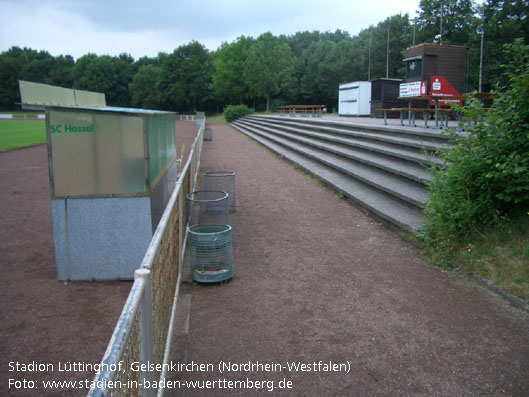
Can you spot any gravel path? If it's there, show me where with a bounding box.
[167,122,529,396]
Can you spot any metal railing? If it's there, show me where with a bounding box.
[178,114,205,121]
[88,119,205,397]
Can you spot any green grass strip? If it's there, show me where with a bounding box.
[461,213,529,304]
[0,120,46,151]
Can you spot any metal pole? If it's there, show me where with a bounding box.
[440,4,443,45]
[386,26,389,78]
[479,30,484,92]
[135,268,155,397]
[368,33,372,81]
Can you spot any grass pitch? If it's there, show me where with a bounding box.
[0,120,46,151]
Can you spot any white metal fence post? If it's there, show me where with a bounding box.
[135,268,155,397]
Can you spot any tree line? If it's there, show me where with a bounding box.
[0,0,527,112]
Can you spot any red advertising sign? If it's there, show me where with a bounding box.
[430,76,462,106]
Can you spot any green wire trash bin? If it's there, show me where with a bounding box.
[188,224,233,283]
[186,190,233,283]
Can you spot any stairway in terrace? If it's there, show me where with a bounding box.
[230,115,453,232]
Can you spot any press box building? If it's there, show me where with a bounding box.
[403,43,468,95]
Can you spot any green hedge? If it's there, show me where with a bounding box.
[223,105,250,122]
[418,39,529,265]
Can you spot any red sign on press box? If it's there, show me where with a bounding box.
[430,76,462,106]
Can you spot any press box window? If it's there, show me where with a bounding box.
[407,59,422,79]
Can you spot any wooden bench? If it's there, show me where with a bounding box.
[377,93,495,129]
[376,107,461,129]
[279,105,326,118]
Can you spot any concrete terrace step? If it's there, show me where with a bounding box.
[246,115,453,152]
[235,118,433,185]
[233,120,428,209]
[242,116,445,168]
[231,122,425,231]
[248,114,456,143]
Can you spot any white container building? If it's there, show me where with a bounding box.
[338,81,372,116]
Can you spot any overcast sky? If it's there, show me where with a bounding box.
[0,0,421,60]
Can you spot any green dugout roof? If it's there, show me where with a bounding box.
[51,105,174,115]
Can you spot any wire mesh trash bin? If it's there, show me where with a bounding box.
[187,190,229,226]
[204,171,236,213]
[188,224,233,282]
[203,124,212,141]
[186,190,233,282]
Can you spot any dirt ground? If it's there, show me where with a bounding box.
[2,119,529,396]
[0,120,198,396]
[166,122,529,396]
